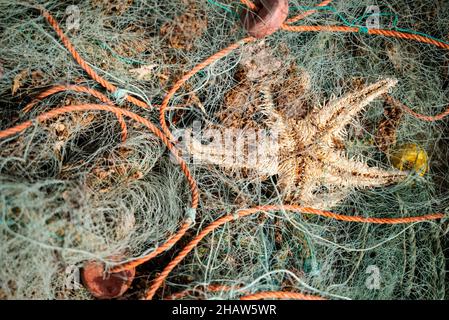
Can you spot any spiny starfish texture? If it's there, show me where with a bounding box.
[185,42,407,209]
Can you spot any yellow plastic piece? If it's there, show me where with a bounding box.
[390,143,428,176]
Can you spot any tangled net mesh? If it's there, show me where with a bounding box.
[0,0,448,300]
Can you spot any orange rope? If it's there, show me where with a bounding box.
[145,205,444,299]
[0,103,199,211]
[110,221,191,273]
[368,28,449,51]
[286,0,334,24]
[165,285,324,300]
[164,284,242,300]
[24,85,112,112]
[240,291,326,300]
[280,24,449,51]
[23,84,128,141]
[40,10,151,109]
[282,24,359,33]
[159,37,255,141]
[0,105,198,264]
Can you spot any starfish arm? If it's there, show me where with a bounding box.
[290,154,404,209]
[183,129,235,169]
[309,78,398,139]
[286,162,322,205]
[295,177,319,207]
[183,127,280,175]
[258,84,292,138]
[302,188,351,210]
[289,173,349,210]
[323,151,407,188]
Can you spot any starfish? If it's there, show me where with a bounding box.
[275,78,406,209]
[183,43,407,209]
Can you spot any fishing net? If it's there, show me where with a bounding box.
[0,0,448,299]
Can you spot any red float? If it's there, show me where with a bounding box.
[81,260,135,299]
[241,0,289,38]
